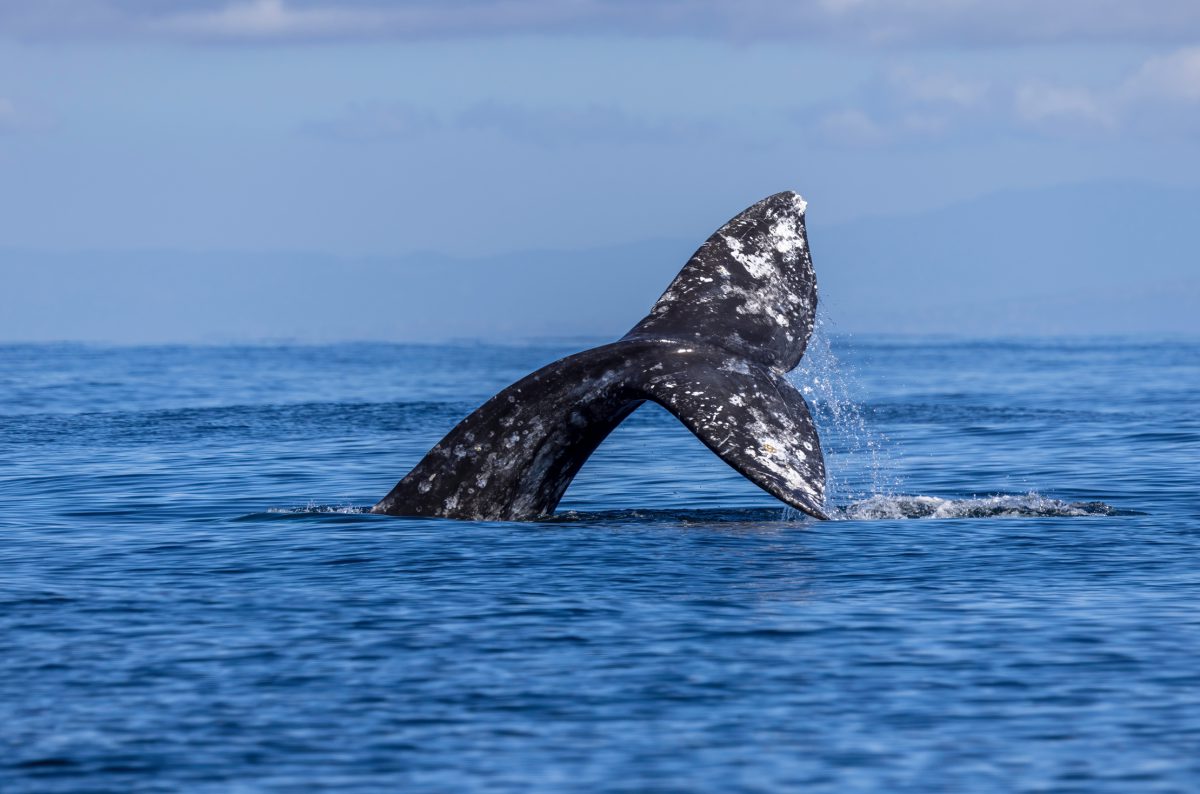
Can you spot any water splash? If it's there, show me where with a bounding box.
[267,502,369,515]
[834,493,1126,520]
[788,316,899,509]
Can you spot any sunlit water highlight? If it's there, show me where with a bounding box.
[2,337,1198,792]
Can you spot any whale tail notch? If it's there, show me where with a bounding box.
[372,191,827,521]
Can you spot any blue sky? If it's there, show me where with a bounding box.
[2,1,1199,341]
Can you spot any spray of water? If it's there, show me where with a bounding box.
[780,320,1123,522]
[785,315,901,517]
[268,502,369,514]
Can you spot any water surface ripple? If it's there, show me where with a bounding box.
[1,338,1198,792]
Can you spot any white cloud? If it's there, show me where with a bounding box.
[809,47,1200,147]
[1006,47,1200,134]
[885,66,988,108]
[815,108,890,145]
[1013,83,1114,130]
[807,65,994,146]
[147,0,633,43]
[1122,46,1200,103]
[151,0,389,40]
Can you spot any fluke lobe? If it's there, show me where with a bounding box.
[372,191,828,521]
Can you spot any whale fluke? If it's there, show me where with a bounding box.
[372,191,828,521]
[625,191,816,371]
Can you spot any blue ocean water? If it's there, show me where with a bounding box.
[2,336,1198,792]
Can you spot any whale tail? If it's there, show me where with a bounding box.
[372,191,827,521]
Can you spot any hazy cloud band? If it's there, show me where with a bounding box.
[4,0,1200,46]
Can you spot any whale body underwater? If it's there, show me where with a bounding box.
[372,191,829,521]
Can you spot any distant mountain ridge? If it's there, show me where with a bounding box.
[815,181,1199,335]
[2,182,1197,343]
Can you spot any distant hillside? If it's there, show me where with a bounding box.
[0,241,689,344]
[2,182,1197,343]
[815,182,1199,335]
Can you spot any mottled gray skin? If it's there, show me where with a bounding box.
[373,191,828,521]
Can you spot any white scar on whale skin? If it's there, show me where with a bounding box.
[769,218,806,256]
[722,234,775,279]
[721,195,808,278]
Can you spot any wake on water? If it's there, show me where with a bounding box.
[266,492,1123,522]
[833,493,1125,520]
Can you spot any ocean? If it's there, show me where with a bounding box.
[2,335,1197,792]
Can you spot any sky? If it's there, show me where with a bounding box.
[2,0,1199,341]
